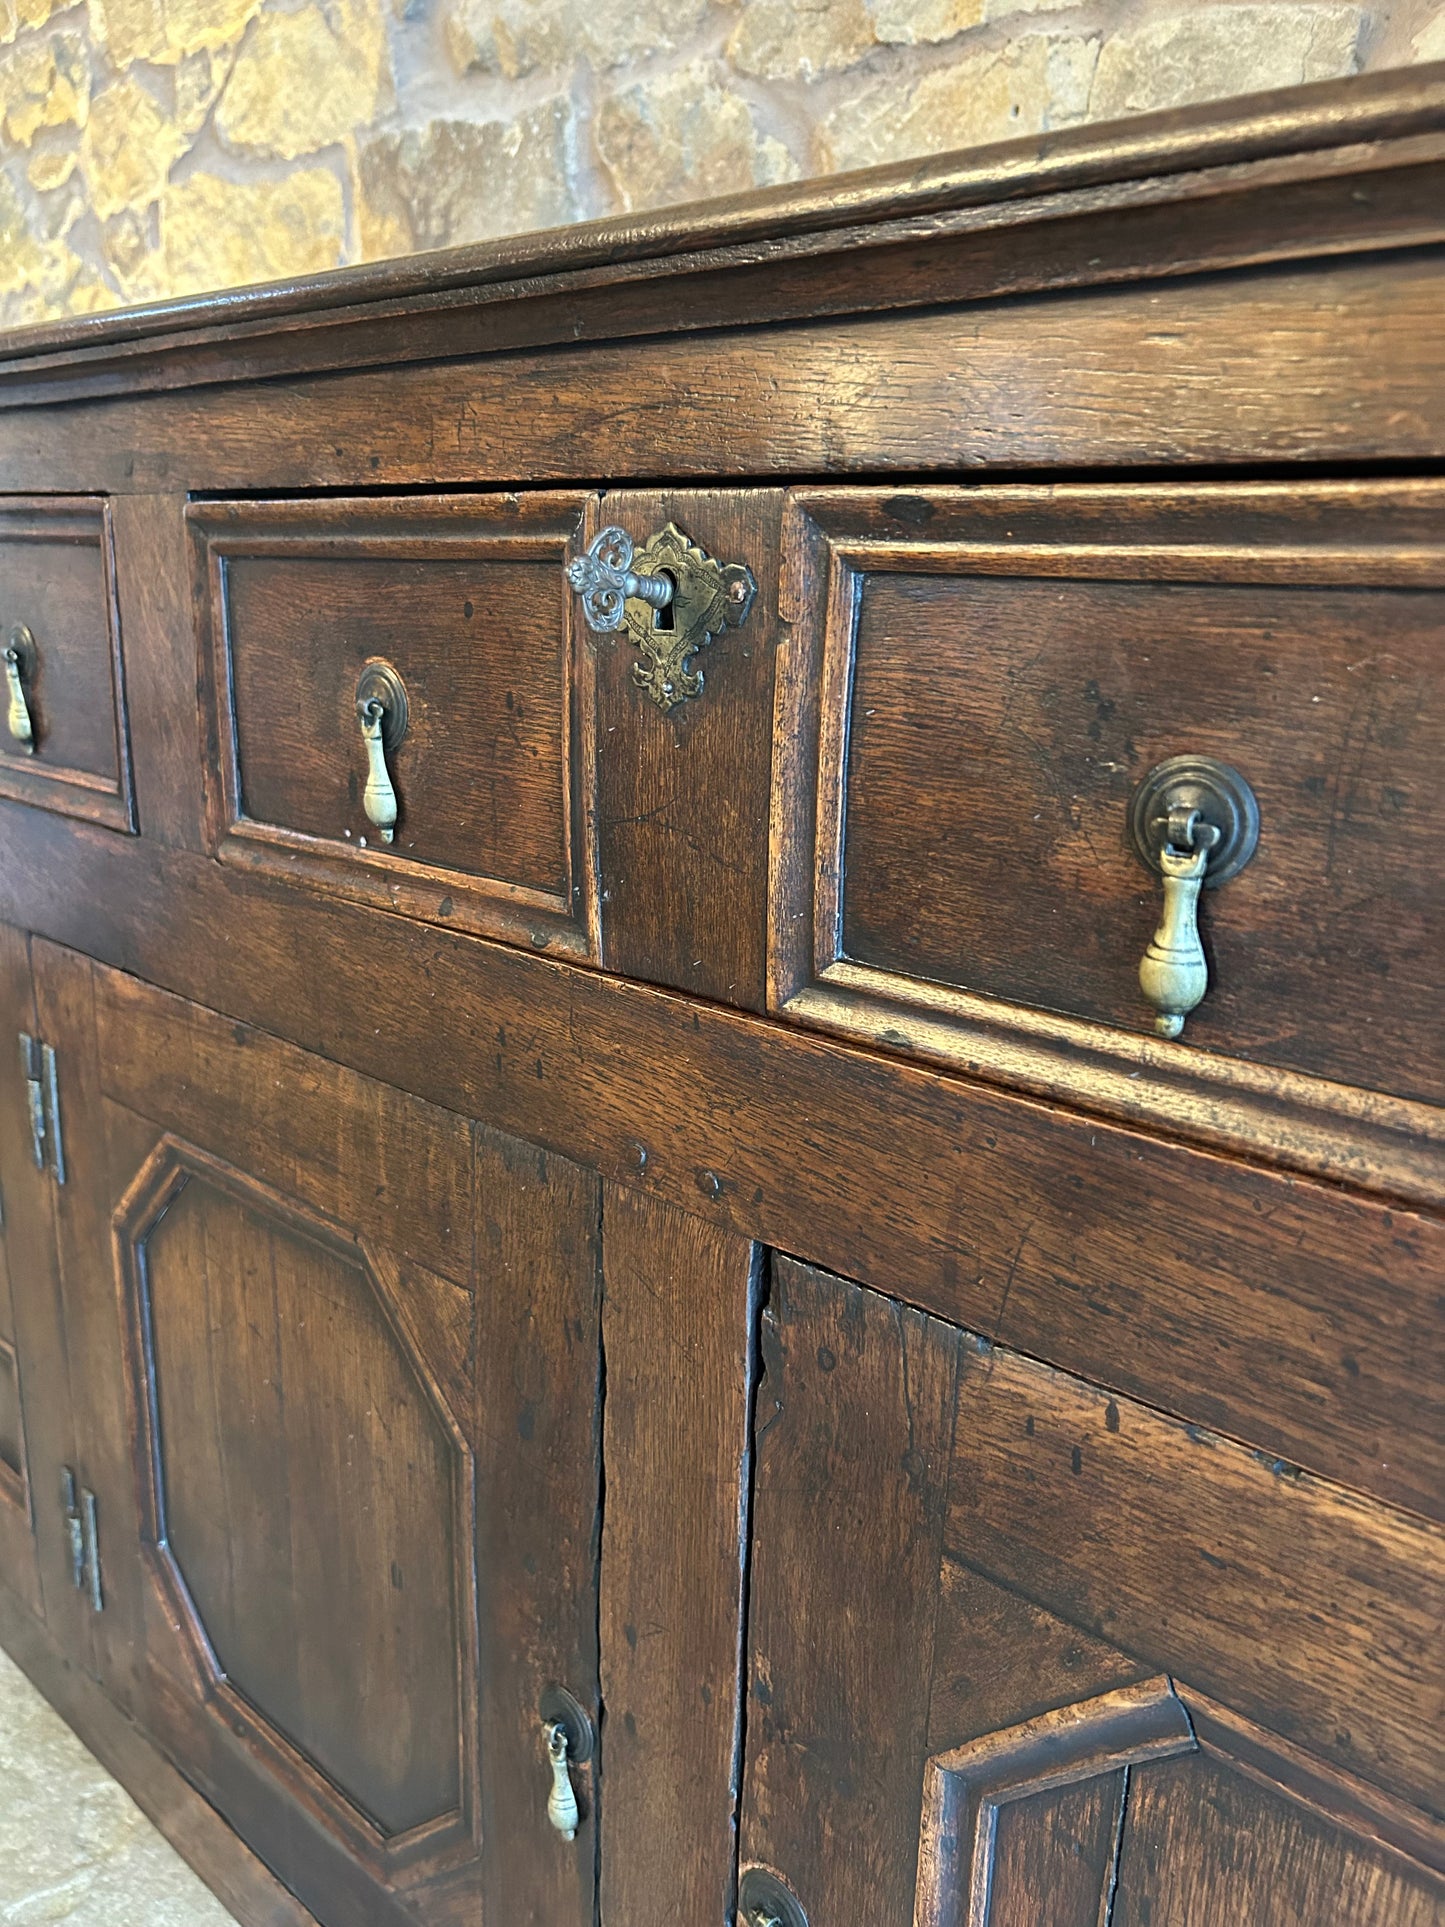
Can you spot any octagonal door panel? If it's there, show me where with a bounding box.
[739,1259,1445,1927]
[35,942,603,1927]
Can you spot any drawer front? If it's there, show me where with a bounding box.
[0,497,133,832]
[191,493,598,953]
[772,481,1445,1187]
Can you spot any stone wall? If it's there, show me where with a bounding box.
[3,0,1444,326]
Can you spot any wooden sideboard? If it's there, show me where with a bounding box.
[0,66,1441,1927]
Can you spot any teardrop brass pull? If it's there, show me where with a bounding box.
[538,1686,593,1844]
[544,1720,579,1840]
[1128,756,1259,1040]
[5,626,36,753]
[353,660,408,845]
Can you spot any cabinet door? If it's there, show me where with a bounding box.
[738,1258,1445,1927]
[0,921,66,1632]
[36,940,603,1927]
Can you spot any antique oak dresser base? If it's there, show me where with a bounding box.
[0,68,1441,1927]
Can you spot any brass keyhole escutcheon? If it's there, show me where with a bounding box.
[567,523,757,711]
[1128,755,1260,1040]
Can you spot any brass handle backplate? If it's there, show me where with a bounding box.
[539,1685,594,1844]
[354,660,408,845]
[5,625,36,753]
[1128,755,1259,1039]
[567,523,756,711]
[737,1867,809,1927]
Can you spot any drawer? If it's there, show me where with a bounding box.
[0,497,134,832]
[772,482,1445,1180]
[191,493,598,953]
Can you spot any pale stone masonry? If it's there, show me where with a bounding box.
[1,0,1444,326]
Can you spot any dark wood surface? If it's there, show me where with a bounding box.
[0,71,1440,1927]
[775,482,1445,1101]
[0,498,132,831]
[742,1259,1445,1927]
[191,494,596,956]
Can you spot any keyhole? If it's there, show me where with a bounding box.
[652,571,677,631]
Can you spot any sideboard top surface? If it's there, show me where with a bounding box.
[0,63,1442,412]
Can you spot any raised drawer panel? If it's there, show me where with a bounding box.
[771,482,1445,1176]
[0,497,133,832]
[190,493,598,954]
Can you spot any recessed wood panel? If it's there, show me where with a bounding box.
[771,482,1445,1177]
[0,1338,23,1491]
[134,1164,463,1840]
[191,494,598,955]
[0,498,133,832]
[740,1260,1445,1927]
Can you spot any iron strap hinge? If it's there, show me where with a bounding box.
[17,1033,65,1185]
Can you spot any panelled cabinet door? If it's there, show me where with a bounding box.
[738,1258,1445,1927]
[35,940,603,1927]
[0,920,73,1636]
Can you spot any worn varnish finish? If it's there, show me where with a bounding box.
[0,67,1440,1927]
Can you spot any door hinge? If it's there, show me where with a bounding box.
[18,1033,64,1185]
[61,1467,103,1612]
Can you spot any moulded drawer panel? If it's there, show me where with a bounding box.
[0,497,133,832]
[769,481,1445,1189]
[190,492,599,956]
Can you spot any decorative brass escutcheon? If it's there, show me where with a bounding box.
[4,625,36,753]
[567,523,756,711]
[1128,755,1260,1040]
[354,659,408,844]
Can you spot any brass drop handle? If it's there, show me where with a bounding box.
[544,1721,579,1840]
[353,660,408,846]
[539,1686,594,1845]
[1128,756,1260,1040]
[4,625,36,753]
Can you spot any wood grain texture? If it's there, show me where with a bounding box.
[592,489,782,1009]
[4,826,1438,1524]
[986,1775,1125,1927]
[108,494,203,851]
[0,69,1442,406]
[190,494,597,957]
[771,479,1445,1178]
[472,1125,601,1927]
[947,1338,1445,1813]
[1110,1752,1445,1926]
[0,921,48,1625]
[32,938,148,1710]
[5,252,1445,497]
[739,1256,961,1926]
[0,499,132,831]
[598,1185,759,1927]
[41,949,611,1926]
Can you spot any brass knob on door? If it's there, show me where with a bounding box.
[1128,755,1259,1039]
[354,660,408,845]
[4,625,36,753]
